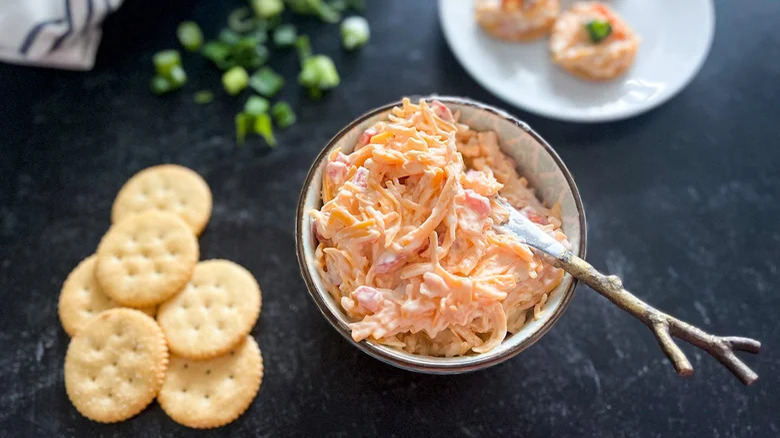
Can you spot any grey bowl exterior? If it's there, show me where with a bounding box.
[296,96,587,374]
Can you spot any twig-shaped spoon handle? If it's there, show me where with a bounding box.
[494,198,761,385]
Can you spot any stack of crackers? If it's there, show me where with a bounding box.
[58,165,264,429]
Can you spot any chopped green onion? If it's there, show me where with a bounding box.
[152,50,181,76]
[150,76,173,95]
[228,7,258,33]
[203,34,268,70]
[222,66,249,95]
[235,112,252,146]
[273,24,297,48]
[244,95,270,115]
[168,65,188,87]
[253,113,276,146]
[271,101,297,128]
[250,27,269,45]
[218,29,242,46]
[230,37,269,69]
[585,19,612,43]
[249,67,285,97]
[286,0,341,22]
[329,0,347,12]
[251,0,284,19]
[315,3,341,23]
[345,0,365,11]
[177,22,204,52]
[265,14,283,30]
[202,41,231,68]
[306,87,322,100]
[329,0,363,13]
[193,90,214,104]
[295,35,312,64]
[340,16,370,50]
[299,55,340,90]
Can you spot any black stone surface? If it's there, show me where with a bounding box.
[1,1,778,436]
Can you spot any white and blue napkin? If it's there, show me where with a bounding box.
[0,0,124,70]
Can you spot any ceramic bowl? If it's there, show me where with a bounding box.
[296,96,587,373]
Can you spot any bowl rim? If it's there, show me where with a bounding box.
[295,96,588,373]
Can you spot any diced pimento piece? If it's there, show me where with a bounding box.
[325,160,348,185]
[353,286,383,313]
[520,206,547,225]
[463,189,491,217]
[431,100,453,122]
[375,251,407,274]
[327,269,343,286]
[312,221,327,242]
[352,166,369,189]
[334,151,350,164]
[357,128,378,147]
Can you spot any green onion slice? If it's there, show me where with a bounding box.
[193,90,214,104]
[244,95,270,115]
[152,50,181,76]
[295,35,312,64]
[177,21,204,52]
[150,76,173,95]
[228,7,258,33]
[167,65,187,87]
[271,101,297,128]
[222,66,249,95]
[585,19,612,43]
[340,16,370,50]
[249,67,285,97]
[235,112,252,146]
[253,113,277,146]
[251,0,284,19]
[273,24,298,48]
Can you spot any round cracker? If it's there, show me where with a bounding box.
[58,255,155,336]
[64,308,169,423]
[96,211,199,307]
[112,164,212,235]
[157,260,261,359]
[158,336,263,429]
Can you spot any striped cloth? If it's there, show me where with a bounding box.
[0,0,124,70]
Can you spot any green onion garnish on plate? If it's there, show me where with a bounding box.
[585,19,612,44]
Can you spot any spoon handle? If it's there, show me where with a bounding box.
[556,252,761,385]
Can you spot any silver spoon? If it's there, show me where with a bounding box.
[493,197,762,385]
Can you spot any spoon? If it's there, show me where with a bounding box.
[493,197,761,385]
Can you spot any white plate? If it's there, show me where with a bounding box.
[439,0,715,122]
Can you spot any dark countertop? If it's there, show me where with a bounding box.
[1,1,778,436]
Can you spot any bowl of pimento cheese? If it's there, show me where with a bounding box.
[296,96,586,373]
